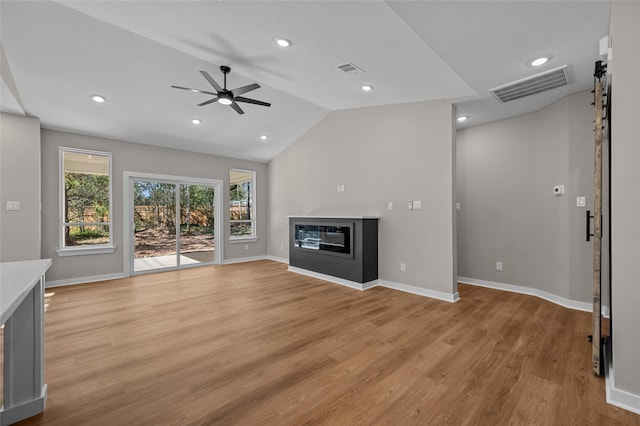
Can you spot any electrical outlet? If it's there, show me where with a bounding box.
[280,245,284,251]
[496,262,503,271]
[400,263,406,272]
[244,244,249,250]
[456,202,461,211]
[408,200,413,210]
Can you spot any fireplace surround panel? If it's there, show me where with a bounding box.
[289,216,378,284]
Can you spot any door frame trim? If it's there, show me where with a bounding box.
[123,171,223,276]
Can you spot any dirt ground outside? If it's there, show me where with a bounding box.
[134,228,214,258]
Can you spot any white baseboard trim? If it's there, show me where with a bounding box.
[380,280,460,303]
[46,272,126,288]
[606,362,640,414]
[0,385,47,425]
[457,276,595,313]
[287,266,380,291]
[287,266,459,302]
[266,255,289,264]
[223,255,268,265]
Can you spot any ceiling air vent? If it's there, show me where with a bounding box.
[489,65,569,103]
[336,62,365,74]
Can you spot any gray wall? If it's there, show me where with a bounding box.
[457,90,594,303]
[0,112,41,261]
[41,129,267,282]
[610,0,640,400]
[267,100,457,296]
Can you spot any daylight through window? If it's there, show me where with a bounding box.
[60,148,112,249]
[229,169,255,239]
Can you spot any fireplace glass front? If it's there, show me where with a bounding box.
[294,223,352,257]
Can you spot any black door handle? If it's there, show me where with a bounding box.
[586,210,594,241]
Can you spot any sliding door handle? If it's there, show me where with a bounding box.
[586,210,594,241]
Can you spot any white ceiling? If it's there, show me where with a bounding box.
[0,1,610,162]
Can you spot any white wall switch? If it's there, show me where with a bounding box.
[456,202,461,211]
[413,200,422,209]
[337,185,341,192]
[340,185,345,192]
[6,201,20,211]
[408,200,413,210]
[553,185,565,195]
[496,262,503,271]
[400,263,406,272]
[387,202,393,210]
[577,196,586,207]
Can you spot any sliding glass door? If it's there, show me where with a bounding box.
[126,173,221,274]
[133,180,178,271]
[179,184,215,264]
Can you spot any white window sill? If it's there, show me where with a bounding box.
[229,237,258,244]
[57,245,116,257]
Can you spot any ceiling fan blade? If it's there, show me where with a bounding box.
[234,96,271,107]
[229,101,244,115]
[198,97,219,107]
[231,83,260,97]
[171,85,218,96]
[200,70,223,92]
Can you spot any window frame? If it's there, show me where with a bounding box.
[57,147,115,256]
[229,169,257,242]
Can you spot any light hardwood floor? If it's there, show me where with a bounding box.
[11,260,640,425]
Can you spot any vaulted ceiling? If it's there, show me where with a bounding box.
[0,1,610,162]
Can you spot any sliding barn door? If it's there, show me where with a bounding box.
[590,60,610,376]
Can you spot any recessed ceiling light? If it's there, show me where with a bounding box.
[191,118,201,125]
[361,84,374,92]
[530,57,549,67]
[91,95,106,103]
[274,37,291,48]
[457,116,469,123]
[260,134,269,141]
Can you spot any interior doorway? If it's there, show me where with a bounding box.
[124,172,222,275]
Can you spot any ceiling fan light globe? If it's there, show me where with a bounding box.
[218,97,233,105]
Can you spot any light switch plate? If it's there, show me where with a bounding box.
[6,201,20,211]
[413,200,422,209]
[456,202,461,211]
[577,196,586,207]
[387,202,393,210]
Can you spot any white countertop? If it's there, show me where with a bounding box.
[1,259,52,324]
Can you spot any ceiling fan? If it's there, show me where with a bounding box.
[171,65,271,115]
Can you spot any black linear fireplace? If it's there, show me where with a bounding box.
[289,216,378,284]
[294,223,353,257]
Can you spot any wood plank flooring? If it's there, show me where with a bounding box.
[11,260,640,425]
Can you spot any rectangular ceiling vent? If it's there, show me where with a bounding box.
[336,62,365,74]
[489,65,569,103]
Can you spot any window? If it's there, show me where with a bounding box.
[229,169,256,240]
[58,148,114,255]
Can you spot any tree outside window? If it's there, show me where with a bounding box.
[60,148,112,248]
[229,169,255,238]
